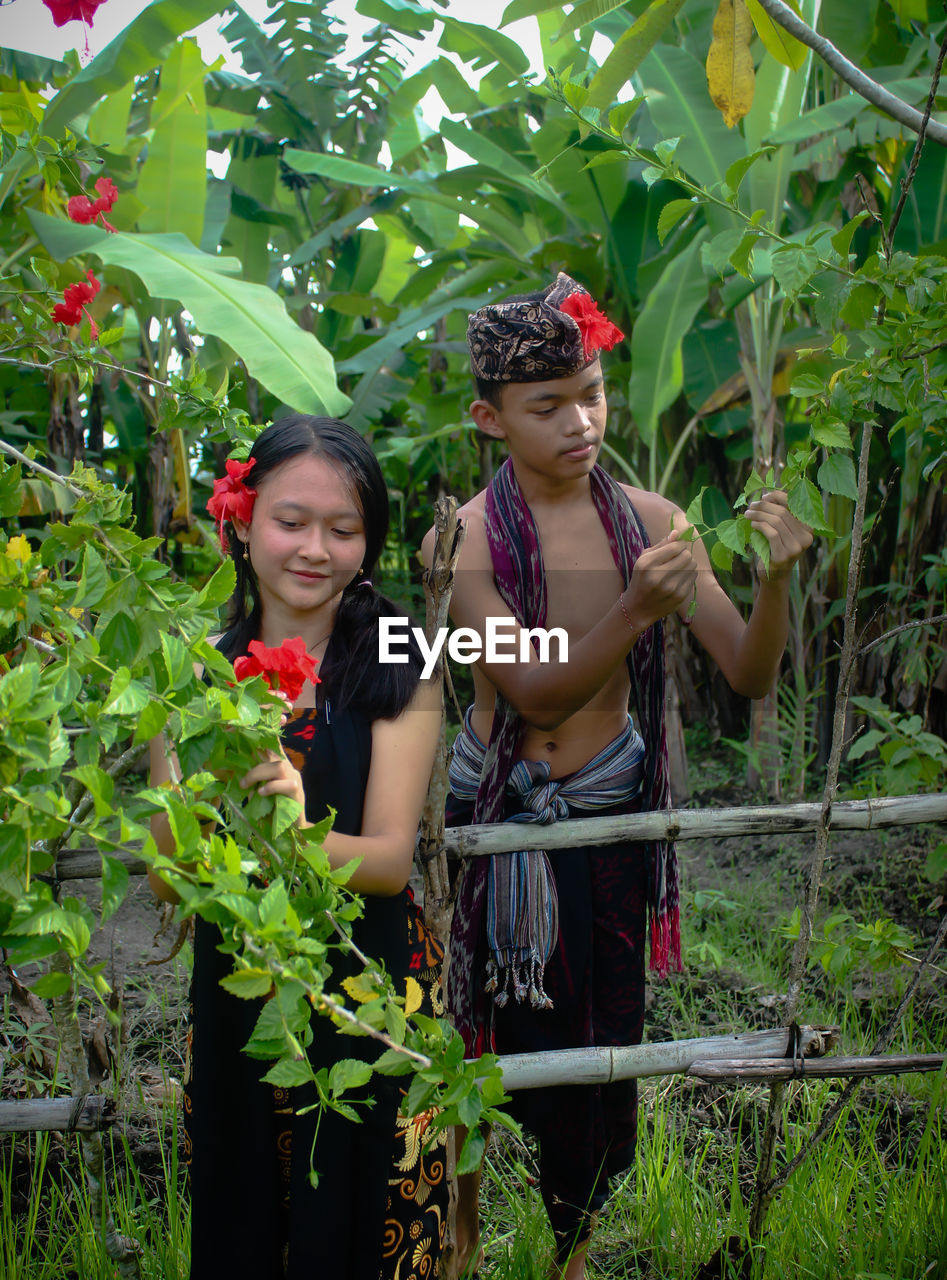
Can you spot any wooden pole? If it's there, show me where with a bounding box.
[494,1026,837,1092]
[443,792,947,857]
[690,1053,947,1082]
[416,496,466,1280]
[0,1096,116,1133]
[51,792,947,880]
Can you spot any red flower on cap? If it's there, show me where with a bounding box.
[43,0,107,26]
[233,637,320,704]
[206,458,257,551]
[68,177,118,232]
[559,292,625,360]
[52,268,101,338]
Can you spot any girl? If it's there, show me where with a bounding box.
[149,415,445,1279]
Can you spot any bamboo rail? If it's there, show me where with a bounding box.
[690,1053,947,1082]
[0,1095,116,1133]
[494,1026,837,1092]
[49,792,947,881]
[444,793,947,858]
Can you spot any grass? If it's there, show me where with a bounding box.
[3,738,945,1279]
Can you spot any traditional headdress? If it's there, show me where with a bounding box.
[467,272,624,383]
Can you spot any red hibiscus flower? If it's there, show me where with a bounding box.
[559,291,625,360]
[206,458,257,551]
[233,637,320,704]
[52,268,101,339]
[43,0,107,26]
[67,176,118,232]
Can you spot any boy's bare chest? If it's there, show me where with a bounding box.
[533,508,622,635]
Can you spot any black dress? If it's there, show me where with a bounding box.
[184,700,446,1278]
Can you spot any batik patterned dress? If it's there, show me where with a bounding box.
[184,696,446,1279]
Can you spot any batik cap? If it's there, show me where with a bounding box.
[467,272,625,383]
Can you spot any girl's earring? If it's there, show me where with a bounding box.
[241,540,249,562]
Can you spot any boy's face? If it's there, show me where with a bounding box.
[471,360,607,482]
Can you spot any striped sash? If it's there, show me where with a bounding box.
[450,711,646,1008]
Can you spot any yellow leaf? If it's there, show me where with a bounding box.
[706,0,755,129]
[745,0,807,72]
[404,976,423,1016]
[4,535,33,563]
[342,972,380,1005]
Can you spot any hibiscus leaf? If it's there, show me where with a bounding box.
[29,212,350,417]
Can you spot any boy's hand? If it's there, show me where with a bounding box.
[745,490,813,577]
[622,528,698,630]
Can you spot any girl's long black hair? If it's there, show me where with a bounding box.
[216,415,424,719]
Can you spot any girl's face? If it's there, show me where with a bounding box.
[234,453,367,619]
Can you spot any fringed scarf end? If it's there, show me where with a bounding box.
[647,906,682,978]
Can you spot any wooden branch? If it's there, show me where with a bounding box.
[418,495,466,948]
[54,849,147,880]
[752,0,947,146]
[494,1026,837,1092]
[444,793,947,856]
[750,421,875,1239]
[858,612,947,657]
[690,1053,947,1082]
[0,1096,116,1133]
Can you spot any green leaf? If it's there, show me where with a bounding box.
[787,477,827,531]
[104,667,152,716]
[817,452,858,500]
[219,968,274,999]
[136,39,208,247]
[43,0,225,138]
[745,0,808,70]
[811,419,852,449]
[160,632,194,692]
[790,372,826,398]
[438,119,569,212]
[438,16,530,75]
[29,971,72,999]
[99,612,141,667]
[559,0,639,37]
[196,560,236,611]
[656,198,695,246]
[328,1058,373,1096]
[132,701,170,747]
[923,841,947,884]
[771,244,820,298]
[262,1056,314,1087]
[724,147,777,198]
[456,1127,486,1175]
[830,211,870,261]
[100,854,129,924]
[73,544,108,608]
[28,213,349,417]
[628,230,708,444]
[587,0,688,110]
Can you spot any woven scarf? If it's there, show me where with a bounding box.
[449,709,645,1009]
[447,459,682,1054]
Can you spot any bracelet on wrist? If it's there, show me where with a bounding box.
[618,590,637,634]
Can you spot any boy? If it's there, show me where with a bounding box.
[423,273,811,1279]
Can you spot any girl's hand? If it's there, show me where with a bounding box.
[745,490,813,578]
[239,749,306,812]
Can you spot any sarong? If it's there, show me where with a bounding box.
[447,715,649,1261]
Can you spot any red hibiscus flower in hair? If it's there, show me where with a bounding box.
[52,269,101,338]
[206,458,256,551]
[233,637,320,704]
[559,291,625,360]
[43,0,107,26]
[68,177,118,232]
